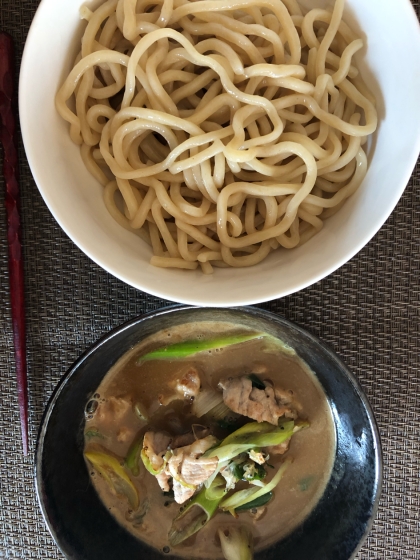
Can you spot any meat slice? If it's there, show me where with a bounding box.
[166,435,218,504]
[187,436,217,456]
[96,396,133,431]
[181,455,218,486]
[96,396,132,422]
[156,471,171,492]
[158,367,201,406]
[172,479,195,504]
[95,396,137,446]
[143,431,217,504]
[219,376,297,425]
[117,426,133,443]
[167,450,184,480]
[176,367,201,398]
[248,449,266,465]
[142,431,172,472]
[274,387,302,413]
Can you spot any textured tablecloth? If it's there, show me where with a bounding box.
[0,0,419,558]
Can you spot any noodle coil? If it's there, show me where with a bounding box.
[56,0,377,273]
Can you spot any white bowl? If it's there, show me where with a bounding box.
[19,0,420,306]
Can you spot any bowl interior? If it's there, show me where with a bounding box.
[36,306,381,560]
[19,0,420,305]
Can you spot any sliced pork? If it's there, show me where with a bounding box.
[219,376,297,425]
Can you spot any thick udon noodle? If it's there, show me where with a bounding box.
[56,0,377,273]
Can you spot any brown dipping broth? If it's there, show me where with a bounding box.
[84,321,336,558]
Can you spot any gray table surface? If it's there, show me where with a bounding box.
[0,0,419,558]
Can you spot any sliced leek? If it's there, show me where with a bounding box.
[126,435,143,476]
[138,333,265,363]
[192,388,224,418]
[140,449,171,476]
[219,526,254,560]
[168,480,224,546]
[220,458,291,514]
[204,422,295,463]
[85,449,139,510]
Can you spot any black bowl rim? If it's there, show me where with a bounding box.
[35,304,383,560]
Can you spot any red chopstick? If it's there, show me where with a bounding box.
[0,32,28,455]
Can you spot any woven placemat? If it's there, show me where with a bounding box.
[0,1,419,558]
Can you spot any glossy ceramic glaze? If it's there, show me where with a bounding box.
[36,306,382,560]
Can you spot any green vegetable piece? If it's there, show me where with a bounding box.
[219,526,254,560]
[221,421,285,445]
[243,461,266,482]
[138,333,265,363]
[140,448,170,476]
[168,481,224,546]
[141,449,160,475]
[232,463,245,481]
[85,449,139,510]
[205,475,227,501]
[254,463,267,481]
[220,458,291,514]
[134,401,149,421]
[232,460,266,483]
[248,374,265,390]
[204,421,295,463]
[126,435,143,476]
[235,491,273,511]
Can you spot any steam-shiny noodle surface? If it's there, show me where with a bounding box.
[56,0,377,274]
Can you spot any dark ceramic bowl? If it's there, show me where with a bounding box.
[36,306,382,560]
